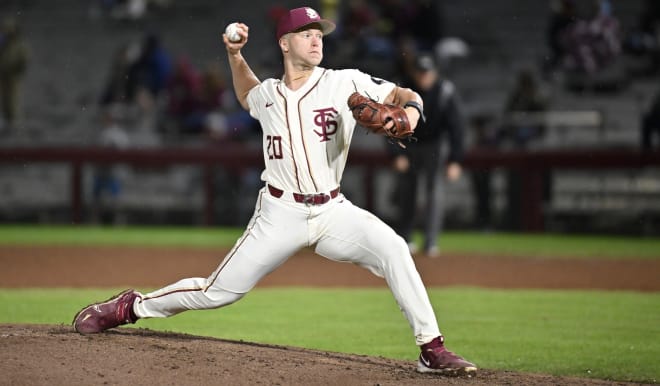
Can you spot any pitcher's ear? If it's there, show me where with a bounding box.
[279,36,289,53]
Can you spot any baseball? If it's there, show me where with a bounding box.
[225,22,241,43]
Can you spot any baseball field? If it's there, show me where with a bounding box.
[0,225,658,385]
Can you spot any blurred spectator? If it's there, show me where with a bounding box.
[198,61,240,141]
[198,62,227,113]
[336,0,402,62]
[393,0,444,52]
[623,0,660,76]
[0,17,28,132]
[127,32,172,105]
[112,32,172,135]
[160,58,258,142]
[501,69,550,230]
[545,0,578,74]
[99,43,140,109]
[163,55,203,135]
[91,110,130,225]
[99,36,171,138]
[389,53,465,257]
[342,0,377,38]
[502,68,548,147]
[561,0,621,73]
[559,0,626,91]
[641,88,660,151]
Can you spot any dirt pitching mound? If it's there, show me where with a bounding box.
[0,324,641,386]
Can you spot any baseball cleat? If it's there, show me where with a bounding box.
[72,289,140,334]
[424,246,440,258]
[417,336,477,376]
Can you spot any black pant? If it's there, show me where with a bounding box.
[395,142,445,251]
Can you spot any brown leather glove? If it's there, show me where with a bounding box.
[348,92,414,140]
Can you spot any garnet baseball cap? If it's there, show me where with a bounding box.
[276,7,336,40]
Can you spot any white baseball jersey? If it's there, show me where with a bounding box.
[247,66,395,193]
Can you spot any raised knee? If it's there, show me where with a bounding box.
[378,235,412,263]
[391,234,411,256]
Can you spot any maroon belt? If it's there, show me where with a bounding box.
[268,185,340,205]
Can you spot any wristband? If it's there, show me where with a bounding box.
[404,101,426,123]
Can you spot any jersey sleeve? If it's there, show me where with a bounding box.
[345,69,396,104]
[246,83,265,120]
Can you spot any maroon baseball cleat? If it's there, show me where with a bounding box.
[73,289,140,334]
[417,336,477,375]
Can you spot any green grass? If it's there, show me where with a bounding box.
[1,287,658,383]
[1,225,659,259]
[1,225,659,382]
[0,225,244,248]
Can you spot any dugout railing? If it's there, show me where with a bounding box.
[1,146,659,232]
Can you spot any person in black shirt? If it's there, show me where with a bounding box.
[390,53,465,257]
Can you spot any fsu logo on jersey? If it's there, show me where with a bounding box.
[313,107,338,142]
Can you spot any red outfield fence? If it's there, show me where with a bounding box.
[1,146,659,231]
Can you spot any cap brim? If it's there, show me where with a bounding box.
[292,20,336,36]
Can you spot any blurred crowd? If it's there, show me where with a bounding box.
[97,32,259,147]
[1,0,658,146]
[91,0,462,148]
[545,0,660,91]
[1,0,659,230]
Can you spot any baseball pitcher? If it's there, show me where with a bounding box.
[73,6,476,376]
